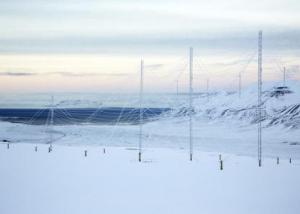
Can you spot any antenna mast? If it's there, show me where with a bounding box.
[189,47,193,161]
[49,95,54,152]
[139,60,144,162]
[257,31,263,167]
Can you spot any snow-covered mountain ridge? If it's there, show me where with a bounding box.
[174,81,300,129]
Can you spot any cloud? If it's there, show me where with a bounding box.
[49,71,135,77]
[145,64,164,70]
[288,65,300,73]
[0,71,37,76]
[49,72,99,77]
[0,70,135,77]
[213,52,256,67]
[1,29,300,54]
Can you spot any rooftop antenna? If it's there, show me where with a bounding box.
[257,31,263,167]
[189,47,194,161]
[138,60,144,162]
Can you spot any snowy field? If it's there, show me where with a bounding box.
[1,119,300,159]
[0,81,300,214]
[0,143,300,214]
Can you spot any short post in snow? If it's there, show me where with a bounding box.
[48,145,52,153]
[219,155,223,170]
[84,150,87,157]
[103,148,106,154]
[35,146,38,152]
[289,158,292,164]
[220,160,223,170]
[7,143,10,149]
[277,157,279,165]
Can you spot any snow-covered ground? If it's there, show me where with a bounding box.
[0,80,300,213]
[0,143,300,214]
[1,116,300,159]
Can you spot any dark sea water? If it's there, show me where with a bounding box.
[0,107,171,125]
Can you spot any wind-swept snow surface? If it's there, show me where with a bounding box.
[0,144,300,214]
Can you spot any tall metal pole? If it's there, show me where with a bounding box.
[257,31,263,167]
[238,72,241,99]
[189,47,193,161]
[49,95,54,151]
[139,60,144,162]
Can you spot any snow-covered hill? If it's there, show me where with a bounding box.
[173,80,300,129]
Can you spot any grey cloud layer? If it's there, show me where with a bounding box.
[0,0,299,54]
[1,30,300,54]
[0,71,135,77]
[0,71,37,76]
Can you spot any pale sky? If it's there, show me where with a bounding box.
[0,0,299,93]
